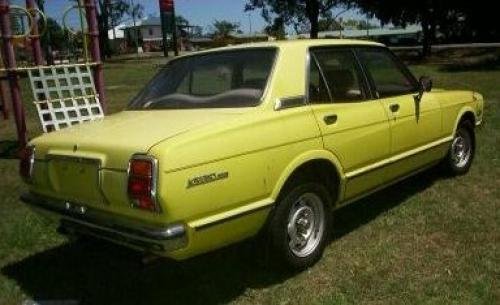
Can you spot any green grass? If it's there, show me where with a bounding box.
[0,58,499,305]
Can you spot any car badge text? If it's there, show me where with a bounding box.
[187,171,229,188]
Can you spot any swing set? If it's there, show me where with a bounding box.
[0,0,106,149]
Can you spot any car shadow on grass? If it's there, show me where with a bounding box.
[2,168,444,305]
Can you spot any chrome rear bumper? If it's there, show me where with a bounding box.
[20,193,187,253]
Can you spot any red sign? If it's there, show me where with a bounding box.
[159,0,174,12]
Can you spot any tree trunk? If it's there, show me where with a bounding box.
[421,17,430,58]
[306,0,320,39]
[421,6,436,58]
[98,0,112,59]
[310,16,319,38]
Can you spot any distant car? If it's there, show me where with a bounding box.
[20,40,484,269]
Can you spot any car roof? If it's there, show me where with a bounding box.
[225,39,384,49]
[177,39,385,59]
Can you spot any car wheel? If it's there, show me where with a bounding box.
[267,181,331,269]
[445,121,475,175]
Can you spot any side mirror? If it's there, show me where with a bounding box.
[419,76,433,92]
[415,76,432,102]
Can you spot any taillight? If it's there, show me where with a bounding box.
[19,145,35,181]
[127,155,159,212]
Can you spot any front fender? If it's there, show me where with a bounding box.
[452,106,477,135]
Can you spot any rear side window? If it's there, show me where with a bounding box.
[308,48,367,103]
[128,48,276,109]
[357,48,418,98]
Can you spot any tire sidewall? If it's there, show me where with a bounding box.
[269,182,332,269]
[447,121,475,175]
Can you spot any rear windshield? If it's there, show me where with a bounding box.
[128,48,276,109]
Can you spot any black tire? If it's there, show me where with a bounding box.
[266,181,332,270]
[444,120,475,175]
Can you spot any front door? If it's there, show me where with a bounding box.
[307,47,391,202]
[356,48,443,179]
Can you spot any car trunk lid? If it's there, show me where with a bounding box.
[30,108,248,212]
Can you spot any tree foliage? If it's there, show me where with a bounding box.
[245,0,349,38]
[176,15,190,28]
[264,17,286,39]
[39,18,68,51]
[210,20,241,38]
[354,0,500,56]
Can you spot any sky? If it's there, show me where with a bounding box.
[11,0,373,34]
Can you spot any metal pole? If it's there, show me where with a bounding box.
[84,0,107,113]
[0,77,8,120]
[26,0,43,65]
[0,0,27,147]
[78,0,89,62]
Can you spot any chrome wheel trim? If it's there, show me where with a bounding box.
[287,192,325,258]
[451,129,471,168]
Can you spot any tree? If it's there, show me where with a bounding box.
[318,17,341,31]
[245,0,349,38]
[176,15,190,28]
[354,0,500,57]
[210,20,241,38]
[353,0,438,56]
[39,18,67,51]
[126,2,144,51]
[264,17,286,39]
[69,0,137,58]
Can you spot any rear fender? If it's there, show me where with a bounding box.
[270,150,346,203]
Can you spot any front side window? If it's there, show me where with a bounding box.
[128,48,276,109]
[308,48,366,103]
[357,48,418,98]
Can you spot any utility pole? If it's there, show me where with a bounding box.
[366,16,369,38]
[339,17,343,39]
[248,13,252,34]
[159,0,177,57]
[171,2,178,56]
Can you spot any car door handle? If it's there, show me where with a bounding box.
[323,114,338,125]
[389,104,400,112]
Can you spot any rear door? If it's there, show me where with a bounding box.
[307,47,391,201]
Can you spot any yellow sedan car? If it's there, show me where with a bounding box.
[20,40,484,269]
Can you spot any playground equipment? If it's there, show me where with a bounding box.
[0,0,106,148]
[28,64,104,132]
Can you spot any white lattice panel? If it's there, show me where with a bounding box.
[28,65,104,132]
